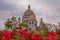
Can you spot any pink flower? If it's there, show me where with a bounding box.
[46,32,57,40]
[0,31,3,40]
[11,35,16,39]
[3,31,11,40]
[58,30,60,35]
[30,33,37,40]
[46,33,52,40]
[19,37,24,40]
[30,33,43,40]
[50,32,57,39]
[20,29,29,36]
[36,35,43,40]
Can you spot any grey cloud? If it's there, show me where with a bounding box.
[41,0,60,7]
[0,3,16,11]
[0,0,60,30]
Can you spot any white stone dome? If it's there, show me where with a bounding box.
[22,5,36,20]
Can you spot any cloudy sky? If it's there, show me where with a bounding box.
[0,0,60,30]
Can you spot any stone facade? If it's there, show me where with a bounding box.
[5,5,59,31]
[11,16,21,26]
[22,5,37,31]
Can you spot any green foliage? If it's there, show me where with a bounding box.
[29,30,35,33]
[5,21,12,29]
[40,23,47,31]
[36,27,41,31]
[36,27,42,36]
[18,23,28,28]
[36,27,48,38]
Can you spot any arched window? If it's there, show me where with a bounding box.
[29,22,31,24]
[25,20,28,23]
[32,22,34,24]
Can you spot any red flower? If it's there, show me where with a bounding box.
[20,29,29,36]
[50,32,57,39]
[46,32,57,40]
[12,29,16,33]
[46,33,52,40]
[30,33,37,40]
[11,35,16,39]
[0,35,2,40]
[30,33,43,40]
[58,30,60,35]
[36,35,43,40]
[19,37,24,40]
[27,38,30,40]
[0,31,3,40]
[3,31,11,40]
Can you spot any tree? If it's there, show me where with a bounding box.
[36,27,42,35]
[5,20,13,29]
[18,23,28,28]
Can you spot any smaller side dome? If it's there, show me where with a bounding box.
[18,16,20,20]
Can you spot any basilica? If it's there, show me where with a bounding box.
[5,5,60,31]
[22,5,37,31]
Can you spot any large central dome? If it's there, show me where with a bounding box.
[22,5,36,20]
